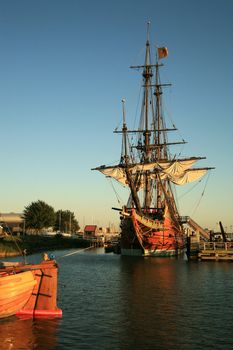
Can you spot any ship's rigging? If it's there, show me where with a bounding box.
[93,23,214,257]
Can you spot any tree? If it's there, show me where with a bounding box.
[23,200,56,233]
[54,210,80,233]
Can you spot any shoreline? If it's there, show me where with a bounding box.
[0,235,91,258]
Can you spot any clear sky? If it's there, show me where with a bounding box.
[0,0,233,232]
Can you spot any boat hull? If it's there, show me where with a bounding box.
[120,209,185,257]
[0,260,62,319]
[120,247,183,257]
[0,270,36,318]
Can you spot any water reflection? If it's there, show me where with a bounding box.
[2,249,233,350]
[0,316,61,350]
[117,257,233,350]
[119,257,187,349]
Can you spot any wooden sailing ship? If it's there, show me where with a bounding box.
[93,25,213,256]
[0,259,62,318]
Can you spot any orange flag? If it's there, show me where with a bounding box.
[158,47,168,59]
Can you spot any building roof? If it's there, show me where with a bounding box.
[0,213,23,224]
[84,225,97,232]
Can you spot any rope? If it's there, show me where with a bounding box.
[2,223,25,260]
[178,178,204,200]
[107,178,123,206]
[190,171,211,217]
[56,247,92,259]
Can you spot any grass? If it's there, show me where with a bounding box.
[0,234,90,257]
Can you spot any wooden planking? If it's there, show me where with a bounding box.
[198,249,233,261]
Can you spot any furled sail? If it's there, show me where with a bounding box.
[160,168,208,185]
[95,158,206,187]
[157,159,198,176]
[97,166,127,185]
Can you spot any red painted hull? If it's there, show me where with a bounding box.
[120,208,185,256]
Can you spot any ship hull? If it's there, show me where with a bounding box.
[120,248,182,257]
[120,208,185,257]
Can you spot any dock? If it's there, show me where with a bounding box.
[184,217,233,261]
[198,242,233,261]
[188,241,233,261]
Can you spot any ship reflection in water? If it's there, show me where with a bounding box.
[118,256,233,350]
[0,316,60,350]
[119,257,181,349]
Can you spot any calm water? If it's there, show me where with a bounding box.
[1,248,233,349]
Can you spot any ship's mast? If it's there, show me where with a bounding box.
[93,25,214,222]
[121,99,128,161]
[121,99,142,214]
[143,23,153,209]
[155,58,163,208]
[144,24,151,160]
[122,23,186,214]
[129,23,158,211]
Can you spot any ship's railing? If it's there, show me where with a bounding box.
[199,242,233,251]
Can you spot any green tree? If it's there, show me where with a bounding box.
[54,210,80,233]
[23,200,56,233]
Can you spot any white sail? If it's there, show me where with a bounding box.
[98,167,127,185]
[134,162,158,171]
[158,159,198,176]
[98,166,147,188]
[96,158,205,187]
[160,168,208,185]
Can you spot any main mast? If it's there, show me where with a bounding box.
[154,56,165,210]
[130,23,164,212]
[143,25,153,209]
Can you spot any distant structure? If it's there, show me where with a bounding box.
[83,225,99,240]
[83,225,119,246]
[0,213,23,235]
[83,225,103,246]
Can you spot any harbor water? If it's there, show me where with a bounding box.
[1,248,233,349]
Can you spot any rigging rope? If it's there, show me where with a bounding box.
[163,97,186,157]
[56,247,91,259]
[2,223,25,261]
[134,85,143,131]
[190,171,211,217]
[107,178,123,206]
[178,178,205,200]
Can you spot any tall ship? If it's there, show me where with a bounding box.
[93,25,213,257]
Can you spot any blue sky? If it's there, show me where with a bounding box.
[0,0,233,231]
